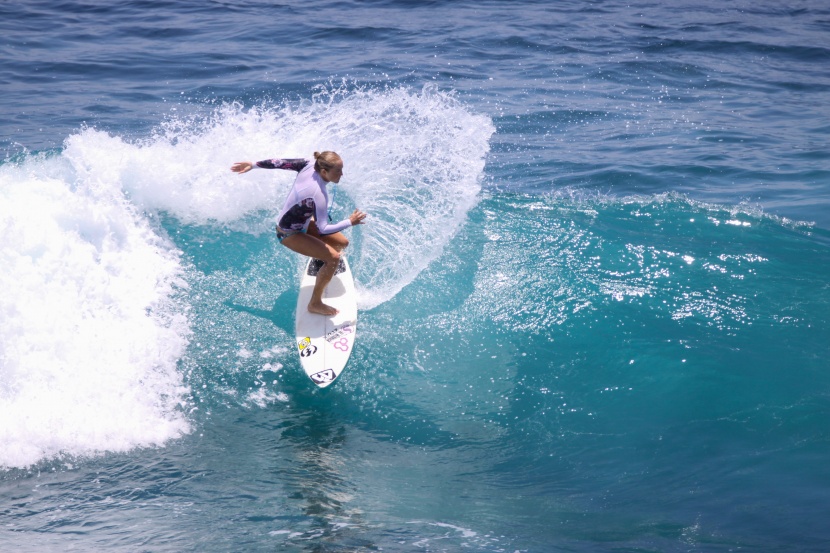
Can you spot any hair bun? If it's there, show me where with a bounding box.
[312,151,342,173]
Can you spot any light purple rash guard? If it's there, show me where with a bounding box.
[254,158,352,235]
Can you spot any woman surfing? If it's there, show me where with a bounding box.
[231,151,367,316]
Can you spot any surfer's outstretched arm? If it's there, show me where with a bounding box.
[231,159,308,174]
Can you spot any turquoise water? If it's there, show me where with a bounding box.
[2,1,830,551]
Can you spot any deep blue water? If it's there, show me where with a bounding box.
[2,1,830,551]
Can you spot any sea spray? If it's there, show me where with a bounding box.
[70,83,494,310]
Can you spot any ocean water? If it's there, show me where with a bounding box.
[2,0,830,551]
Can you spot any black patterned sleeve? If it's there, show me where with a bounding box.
[254,158,309,171]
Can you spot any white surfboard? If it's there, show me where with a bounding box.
[295,256,357,388]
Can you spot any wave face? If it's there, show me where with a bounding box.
[0,84,493,469]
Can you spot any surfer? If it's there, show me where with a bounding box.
[231,151,366,316]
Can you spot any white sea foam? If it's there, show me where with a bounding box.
[61,118,284,227]
[0,154,191,470]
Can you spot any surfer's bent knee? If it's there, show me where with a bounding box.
[324,232,349,252]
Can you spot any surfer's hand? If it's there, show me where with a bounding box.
[349,209,367,226]
[231,161,253,174]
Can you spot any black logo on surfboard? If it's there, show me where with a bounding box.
[310,369,336,384]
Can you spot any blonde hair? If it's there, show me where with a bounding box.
[313,151,342,173]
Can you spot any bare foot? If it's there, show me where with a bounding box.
[308,301,339,316]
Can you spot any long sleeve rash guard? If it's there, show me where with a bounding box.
[255,158,352,236]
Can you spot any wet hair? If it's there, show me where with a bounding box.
[313,151,342,173]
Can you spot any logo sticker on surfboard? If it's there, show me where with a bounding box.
[325,324,354,342]
[297,337,318,357]
[310,369,336,384]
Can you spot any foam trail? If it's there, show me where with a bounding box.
[0,155,190,470]
[73,84,493,308]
